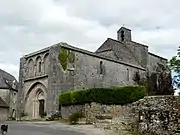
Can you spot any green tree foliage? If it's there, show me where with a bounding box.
[58,47,76,71]
[58,48,69,71]
[169,47,180,88]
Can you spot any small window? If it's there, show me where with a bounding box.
[100,61,103,74]
[127,68,129,81]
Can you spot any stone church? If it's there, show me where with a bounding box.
[17,26,168,120]
[0,69,18,120]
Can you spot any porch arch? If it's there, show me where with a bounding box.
[24,82,47,119]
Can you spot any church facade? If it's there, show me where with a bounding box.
[17,26,168,120]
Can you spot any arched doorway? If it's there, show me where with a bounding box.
[35,90,45,118]
[25,82,47,119]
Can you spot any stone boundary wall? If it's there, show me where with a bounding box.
[85,96,180,135]
[61,96,180,135]
[61,105,85,119]
[85,103,125,124]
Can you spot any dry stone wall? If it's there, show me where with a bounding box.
[61,96,180,135]
[136,96,180,135]
[84,96,180,135]
[61,105,85,119]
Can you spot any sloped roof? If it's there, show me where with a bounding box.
[0,69,18,91]
[95,38,144,68]
[0,97,8,108]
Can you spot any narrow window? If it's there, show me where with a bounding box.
[100,61,103,74]
[127,68,129,81]
[39,62,41,72]
[121,31,125,42]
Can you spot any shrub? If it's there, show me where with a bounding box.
[59,86,146,106]
[68,111,84,125]
[46,111,62,121]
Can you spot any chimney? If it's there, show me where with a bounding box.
[117,27,132,42]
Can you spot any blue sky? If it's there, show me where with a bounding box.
[0,0,179,79]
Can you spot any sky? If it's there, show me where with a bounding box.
[0,0,179,80]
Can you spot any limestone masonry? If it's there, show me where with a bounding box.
[17,26,168,120]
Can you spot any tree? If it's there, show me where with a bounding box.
[133,62,174,95]
[147,68,173,95]
[168,47,180,88]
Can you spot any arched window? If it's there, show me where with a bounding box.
[39,61,41,72]
[27,59,34,78]
[36,56,42,74]
[43,53,49,74]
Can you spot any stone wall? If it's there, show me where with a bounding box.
[136,96,180,135]
[148,53,167,73]
[50,42,146,118]
[18,48,50,120]
[61,105,85,119]
[85,103,122,124]
[0,89,17,119]
[84,96,180,135]
[0,108,8,121]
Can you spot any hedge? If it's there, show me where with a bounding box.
[59,86,146,106]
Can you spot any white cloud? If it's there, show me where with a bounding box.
[0,0,179,79]
[0,63,19,80]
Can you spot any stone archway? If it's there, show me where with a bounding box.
[33,90,45,118]
[25,82,47,119]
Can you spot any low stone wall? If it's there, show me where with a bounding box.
[61,105,85,118]
[85,103,123,124]
[85,96,180,135]
[61,96,180,135]
[136,96,180,135]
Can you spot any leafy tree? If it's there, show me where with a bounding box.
[169,47,180,88]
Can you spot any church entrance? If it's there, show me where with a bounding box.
[25,82,47,120]
[39,99,45,118]
[33,90,46,119]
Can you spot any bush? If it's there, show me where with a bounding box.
[68,111,83,125]
[59,86,146,106]
[46,111,62,121]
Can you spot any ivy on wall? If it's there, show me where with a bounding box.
[58,48,69,71]
[58,47,76,71]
